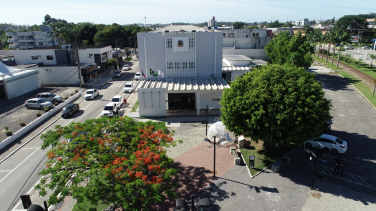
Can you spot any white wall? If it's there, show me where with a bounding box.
[5,71,40,99]
[222,48,268,60]
[78,46,112,64]
[138,88,167,117]
[39,66,83,85]
[13,49,57,65]
[199,92,222,109]
[230,70,246,81]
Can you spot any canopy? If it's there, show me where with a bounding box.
[0,61,21,77]
[207,121,236,146]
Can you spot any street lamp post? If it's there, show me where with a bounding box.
[115,39,124,70]
[306,148,318,189]
[201,105,215,135]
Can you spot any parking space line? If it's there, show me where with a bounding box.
[19,147,39,150]
[0,147,40,184]
[327,155,357,164]
[0,170,12,172]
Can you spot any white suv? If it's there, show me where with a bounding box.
[134,73,141,80]
[111,95,123,110]
[305,134,348,154]
[84,89,99,100]
[122,64,130,70]
[123,82,134,93]
[101,102,118,117]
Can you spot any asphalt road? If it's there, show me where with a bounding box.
[0,59,139,211]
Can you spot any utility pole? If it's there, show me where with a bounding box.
[76,48,83,98]
[358,29,366,52]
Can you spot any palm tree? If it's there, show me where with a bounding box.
[324,31,333,63]
[369,54,376,67]
[336,31,352,68]
[331,30,341,66]
[303,26,316,55]
[313,29,323,59]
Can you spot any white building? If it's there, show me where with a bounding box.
[208,16,217,27]
[293,18,315,26]
[6,26,56,50]
[136,25,229,117]
[11,45,112,85]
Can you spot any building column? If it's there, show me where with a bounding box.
[166,92,169,110]
[196,92,200,116]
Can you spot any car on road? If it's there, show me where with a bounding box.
[84,89,99,100]
[111,95,123,109]
[101,102,118,117]
[344,46,354,50]
[361,46,371,50]
[305,134,347,154]
[61,104,80,118]
[113,70,123,78]
[25,98,53,110]
[36,92,63,104]
[123,82,135,93]
[134,73,141,80]
[122,64,130,70]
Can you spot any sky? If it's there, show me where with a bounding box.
[1,0,375,26]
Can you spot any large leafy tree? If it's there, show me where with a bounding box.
[233,21,245,29]
[266,20,284,28]
[36,116,181,210]
[73,22,98,45]
[334,15,367,35]
[265,31,314,68]
[94,24,127,47]
[220,64,332,151]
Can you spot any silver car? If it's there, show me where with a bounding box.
[25,98,53,110]
[36,92,63,103]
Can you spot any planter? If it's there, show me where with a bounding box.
[6,132,12,136]
[37,113,41,117]
[20,122,26,127]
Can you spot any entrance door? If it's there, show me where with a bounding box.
[168,93,195,110]
[0,83,6,101]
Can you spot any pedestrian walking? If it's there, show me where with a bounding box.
[333,157,341,174]
[340,160,345,176]
[123,98,127,107]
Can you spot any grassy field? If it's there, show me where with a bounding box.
[123,57,133,62]
[240,141,299,176]
[131,100,139,112]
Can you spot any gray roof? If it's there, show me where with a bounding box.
[136,78,230,92]
[153,25,206,33]
[0,50,14,57]
[223,55,252,61]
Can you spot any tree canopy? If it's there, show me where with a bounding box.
[220,64,332,151]
[334,15,367,35]
[265,31,314,68]
[266,20,284,28]
[233,21,245,29]
[36,116,182,210]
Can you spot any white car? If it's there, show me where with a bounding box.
[344,46,354,50]
[84,89,99,100]
[305,134,348,154]
[111,95,123,109]
[122,64,130,70]
[101,102,118,117]
[134,73,141,80]
[123,82,134,93]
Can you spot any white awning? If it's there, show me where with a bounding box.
[135,78,230,92]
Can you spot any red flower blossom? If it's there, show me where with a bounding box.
[148,165,154,171]
[135,171,143,178]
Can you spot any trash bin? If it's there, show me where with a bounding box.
[272,160,282,173]
[249,155,255,168]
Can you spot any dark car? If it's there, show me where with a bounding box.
[61,104,80,118]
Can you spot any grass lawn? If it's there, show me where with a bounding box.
[240,141,299,176]
[72,198,110,211]
[131,100,139,112]
[313,55,376,108]
[123,57,133,62]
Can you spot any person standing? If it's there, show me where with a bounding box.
[340,160,345,176]
[333,157,341,174]
[123,98,127,107]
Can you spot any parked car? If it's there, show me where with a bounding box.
[344,45,354,50]
[134,73,141,80]
[101,102,118,117]
[111,95,123,109]
[25,98,53,110]
[36,92,63,103]
[84,89,99,100]
[305,134,347,154]
[361,46,371,50]
[61,104,80,118]
[123,82,135,93]
[122,64,130,70]
[113,70,123,78]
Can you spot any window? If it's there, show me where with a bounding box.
[223,33,226,38]
[46,55,53,60]
[31,56,38,60]
[246,34,249,38]
[189,62,195,69]
[227,33,235,38]
[167,62,173,69]
[255,33,259,37]
[166,39,172,48]
[175,62,180,69]
[182,62,187,69]
[189,38,195,47]
[252,33,255,37]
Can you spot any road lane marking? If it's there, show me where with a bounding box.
[0,147,40,184]
[19,147,39,150]
[0,170,12,172]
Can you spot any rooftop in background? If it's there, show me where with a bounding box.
[223,55,252,62]
[153,24,206,33]
[29,45,111,50]
[0,50,14,58]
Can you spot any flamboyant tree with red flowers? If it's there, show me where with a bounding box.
[36,116,182,210]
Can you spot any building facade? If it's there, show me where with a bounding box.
[136,25,229,117]
[208,16,217,27]
[6,27,56,50]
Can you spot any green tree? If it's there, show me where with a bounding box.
[233,21,245,29]
[124,47,131,58]
[266,20,284,28]
[220,64,332,152]
[94,24,127,47]
[36,116,181,210]
[73,22,97,45]
[247,25,259,29]
[333,30,352,68]
[323,31,334,63]
[283,22,293,27]
[265,31,314,68]
[334,15,367,35]
[369,53,376,67]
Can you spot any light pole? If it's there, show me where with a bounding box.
[204,136,225,178]
[115,40,124,70]
[306,148,317,189]
[201,105,215,135]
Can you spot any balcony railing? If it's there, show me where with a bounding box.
[7,38,18,42]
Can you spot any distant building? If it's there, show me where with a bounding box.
[293,18,315,26]
[208,16,217,27]
[6,26,57,50]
